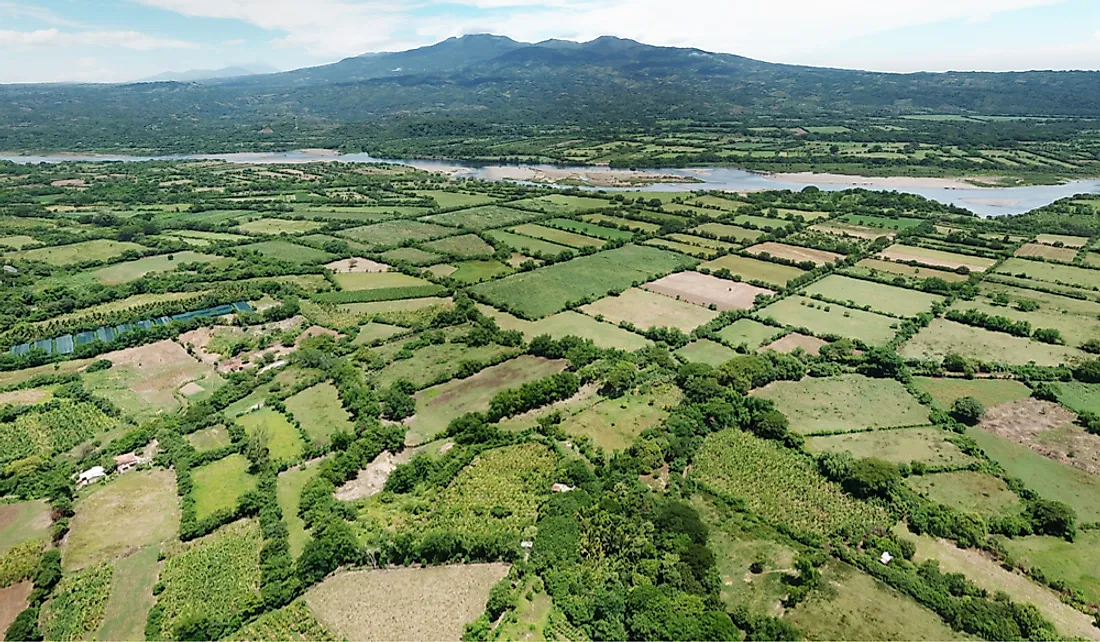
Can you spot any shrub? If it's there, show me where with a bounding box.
[950,397,985,426]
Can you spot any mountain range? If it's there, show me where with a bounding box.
[1,34,1098,152]
[137,64,280,83]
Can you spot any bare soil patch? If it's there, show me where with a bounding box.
[178,382,205,397]
[306,564,510,642]
[1014,243,1078,263]
[978,398,1100,475]
[762,333,828,356]
[0,388,50,406]
[645,272,774,311]
[334,441,453,501]
[103,340,193,370]
[810,222,895,240]
[745,242,844,266]
[0,581,32,639]
[50,179,87,188]
[325,257,390,273]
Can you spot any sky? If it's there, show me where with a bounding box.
[0,0,1097,83]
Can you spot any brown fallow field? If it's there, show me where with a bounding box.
[644,272,774,311]
[744,242,844,266]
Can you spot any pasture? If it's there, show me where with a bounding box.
[850,258,970,283]
[558,385,680,451]
[507,194,611,214]
[906,471,1023,518]
[471,244,694,319]
[415,190,497,209]
[509,223,605,248]
[950,297,1100,346]
[581,287,718,331]
[91,251,229,285]
[96,546,160,641]
[1001,532,1100,607]
[715,318,785,350]
[278,462,323,559]
[582,213,661,233]
[192,455,258,520]
[754,374,928,434]
[806,427,973,466]
[762,332,829,355]
[284,383,354,447]
[1014,243,1078,263]
[11,239,144,266]
[339,220,455,247]
[379,247,442,265]
[374,341,519,390]
[236,407,305,464]
[64,470,179,570]
[408,356,567,445]
[899,319,1085,366]
[484,229,573,257]
[701,254,807,286]
[1036,233,1090,248]
[238,240,335,264]
[237,218,324,235]
[675,339,739,366]
[333,271,431,291]
[544,218,634,241]
[757,296,900,346]
[690,222,763,242]
[878,244,996,272]
[0,501,49,555]
[1052,381,1100,415]
[802,275,944,317]
[421,234,495,258]
[912,377,1031,410]
[644,271,774,311]
[811,221,895,240]
[447,259,513,283]
[744,242,843,266]
[995,257,1100,289]
[422,205,538,230]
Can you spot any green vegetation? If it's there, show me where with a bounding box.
[802,275,944,317]
[284,383,354,447]
[39,563,113,641]
[907,471,1023,518]
[702,255,807,287]
[912,377,1031,410]
[806,428,974,467]
[192,455,258,521]
[758,296,900,346]
[236,408,305,464]
[755,375,928,434]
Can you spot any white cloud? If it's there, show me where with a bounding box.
[0,28,198,50]
[224,38,245,46]
[129,0,1069,63]
[0,1,86,28]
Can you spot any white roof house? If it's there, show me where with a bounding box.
[77,466,106,486]
[880,551,894,566]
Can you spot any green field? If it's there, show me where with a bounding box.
[0,500,49,555]
[187,425,233,451]
[582,213,661,233]
[408,356,566,445]
[339,220,455,247]
[880,244,997,271]
[96,546,160,641]
[715,318,785,350]
[757,295,899,345]
[510,223,606,249]
[284,383,354,447]
[91,251,229,285]
[483,307,652,351]
[912,377,1031,409]
[841,214,924,230]
[353,322,407,345]
[0,235,38,249]
[447,259,513,283]
[421,234,495,258]
[236,407,305,464]
[995,257,1100,289]
[691,222,764,242]
[702,254,807,286]
[802,275,944,317]
[968,428,1100,521]
[544,217,635,241]
[238,218,324,235]
[421,205,539,230]
[374,340,519,390]
[580,287,718,332]
[907,471,1023,518]
[1001,532,1100,607]
[472,244,695,318]
[900,319,1085,366]
[10,239,145,266]
[507,194,611,214]
[239,240,336,264]
[950,298,1100,347]
[379,247,443,265]
[484,229,573,257]
[415,190,497,209]
[1052,381,1100,415]
[675,339,739,366]
[333,271,431,291]
[277,463,323,559]
[755,374,929,434]
[558,385,680,451]
[852,258,971,283]
[806,427,974,466]
[192,455,258,520]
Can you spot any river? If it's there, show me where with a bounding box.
[3,150,1099,217]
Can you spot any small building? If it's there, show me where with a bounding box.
[879,551,894,566]
[114,453,140,473]
[551,483,576,493]
[2,265,18,275]
[76,466,106,488]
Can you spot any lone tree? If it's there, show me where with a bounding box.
[951,396,985,426]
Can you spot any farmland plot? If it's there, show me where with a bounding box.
[581,287,718,331]
[754,375,928,434]
[644,272,773,311]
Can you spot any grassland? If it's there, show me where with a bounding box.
[0,501,49,556]
[156,520,263,640]
[409,356,566,445]
[691,222,763,242]
[582,213,660,233]
[757,296,899,346]
[333,271,430,291]
[284,383,354,447]
[96,546,160,642]
[374,340,520,390]
[906,471,1023,518]
[912,377,1031,409]
[841,214,924,230]
[580,287,718,332]
[994,257,1100,289]
[91,251,229,285]
[878,244,997,272]
[786,561,966,641]
[754,375,928,434]
[1001,532,1100,607]
[415,190,497,209]
[544,218,634,241]
[510,223,605,248]
[950,298,1100,347]
[508,194,611,214]
[1052,381,1100,415]
[422,205,539,230]
[472,244,694,319]
[239,240,335,264]
[64,469,179,570]
[675,339,739,366]
[694,429,889,537]
[187,425,233,451]
[339,220,455,247]
[192,454,257,520]
[968,428,1100,522]
[557,385,680,451]
[379,247,443,265]
[238,218,324,235]
[900,319,1085,366]
[485,308,651,351]
[304,564,510,642]
[851,258,970,282]
[745,242,843,266]
[715,318,785,350]
[421,234,495,258]
[447,259,513,283]
[702,254,807,286]
[802,275,944,317]
[9,239,145,266]
[236,407,305,464]
[277,462,323,559]
[806,427,974,466]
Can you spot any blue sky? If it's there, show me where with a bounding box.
[0,0,1096,82]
